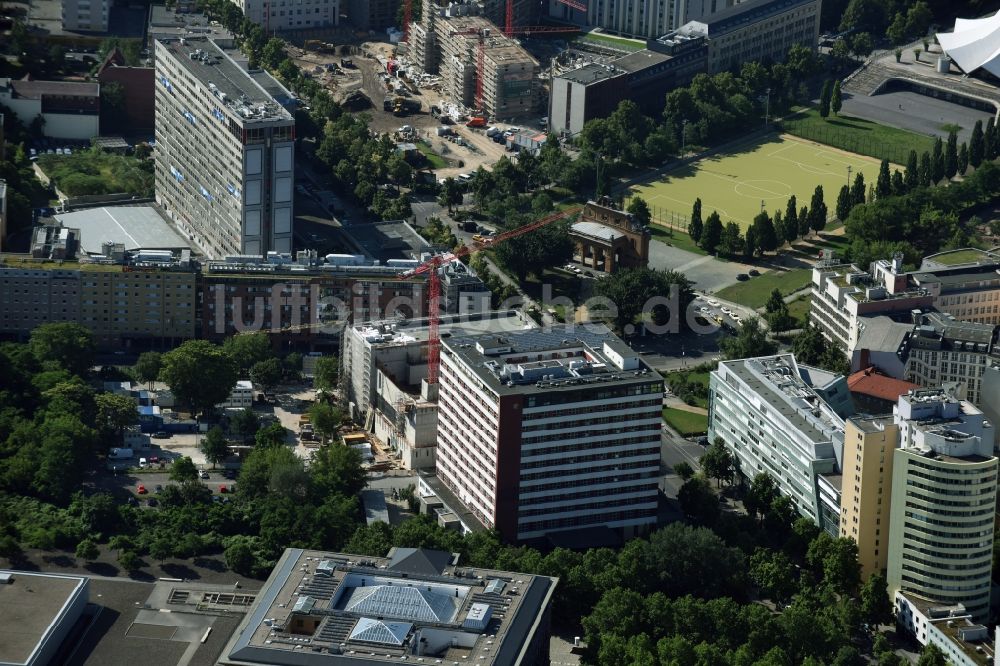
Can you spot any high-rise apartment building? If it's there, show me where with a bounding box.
[154,36,295,259]
[62,0,109,31]
[886,389,997,620]
[839,415,898,580]
[235,0,339,31]
[708,354,851,534]
[436,326,662,542]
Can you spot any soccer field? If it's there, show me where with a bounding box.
[630,134,886,229]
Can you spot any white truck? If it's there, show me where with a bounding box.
[108,448,134,460]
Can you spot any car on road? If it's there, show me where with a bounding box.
[699,306,710,313]
[137,484,147,494]
[721,307,732,315]
[200,471,209,479]
[152,431,170,439]
[155,484,163,493]
[127,496,139,506]
[219,485,228,493]
[223,469,237,479]
[748,269,760,277]
[149,455,159,464]
[736,273,750,281]
[731,313,742,323]
[707,300,720,307]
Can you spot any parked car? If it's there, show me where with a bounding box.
[152,431,170,439]
[200,470,209,479]
[219,485,228,493]
[137,484,147,494]
[748,269,760,277]
[736,273,750,281]
[155,484,163,493]
[223,469,237,479]
[147,498,158,507]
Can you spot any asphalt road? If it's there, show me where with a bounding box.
[647,239,756,294]
[840,90,993,144]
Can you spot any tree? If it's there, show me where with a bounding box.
[919,151,932,187]
[261,37,285,69]
[437,177,463,212]
[806,533,862,594]
[118,550,140,572]
[875,159,891,198]
[765,289,794,331]
[700,438,734,487]
[743,223,759,260]
[313,356,339,391]
[720,316,777,360]
[819,79,832,119]
[859,572,893,627]
[931,136,944,183]
[830,81,842,116]
[135,351,163,389]
[836,185,852,221]
[904,150,919,191]
[719,222,744,258]
[75,538,99,562]
[700,211,723,253]
[809,185,827,234]
[255,422,288,448]
[223,333,273,375]
[627,196,652,228]
[673,461,694,480]
[493,216,572,282]
[149,537,173,563]
[945,131,958,179]
[986,117,999,161]
[744,472,778,521]
[749,549,797,603]
[850,32,874,58]
[201,426,229,468]
[593,268,694,332]
[916,644,947,666]
[850,173,866,207]
[160,340,237,418]
[310,441,366,498]
[229,408,259,443]
[959,142,970,175]
[250,358,283,393]
[95,392,139,443]
[798,206,810,237]
[309,402,343,443]
[688,198,703,242]
[784,196,799,243]
[169,456,199,483]
[677,476,720,525]
[970,120,984,168]
[755,211,778,253]
[224,536,257,576]
[29,322,96,376]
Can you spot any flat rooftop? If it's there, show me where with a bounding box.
[156,36,293,122]
[849,413,896,434]
[0,570,88,665]
[2,78,99,99]
[612,49,672,73]
[558,63,622,85]
[354,310,533,347]
[54,206,192,254]
[220,548,555,666]
[443,325,658,396]
[148,5,232,39]
[344,220,429,261]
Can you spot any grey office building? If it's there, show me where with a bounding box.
[154,36,295,259]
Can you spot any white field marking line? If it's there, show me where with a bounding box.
[733,180,790,198]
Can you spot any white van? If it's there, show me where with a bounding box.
[138,457,148,468]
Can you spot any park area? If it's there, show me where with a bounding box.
[630,134,884,228]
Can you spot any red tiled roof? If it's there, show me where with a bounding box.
[848,367,920,403]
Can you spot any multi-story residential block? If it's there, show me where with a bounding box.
[839,414,898,580]
[62,0,109,31]
[341,311,529,469]
[235,0,339,31]
[895,593,997,666]
[0,78,100,140]
[0,242,197,346]
[708,354,852,535]
[154,36,295,259]
[904,312,998,406]
[886,389,997,620]
[436,326,662,542]
[219,547,556,666]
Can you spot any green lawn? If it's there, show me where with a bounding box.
[716,267,812,309]
[787,296,812,327]
[648,224,708,256]
[417,142,449,169]
[577,32,645,51]
[923,248,992,266]
[37,149,153,198]
[665,370,711,408]
[782,108,936,166]
[663,407,708,436]
[631,134,883,229]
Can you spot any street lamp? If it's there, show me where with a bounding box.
[681,119,690,155]
[847,165,852,186]
[764,87,771,127]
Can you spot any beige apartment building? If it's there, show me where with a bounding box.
[839,415,898,580]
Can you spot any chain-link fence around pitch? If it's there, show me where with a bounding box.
[780,117,932,166]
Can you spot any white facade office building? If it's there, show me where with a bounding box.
[436,326,662,542]
[708,354,849,534]
[154,36,295,259]
[887,389,997,620]
[234,0,340,31]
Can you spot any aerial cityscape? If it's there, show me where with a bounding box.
[2,0,1000,664]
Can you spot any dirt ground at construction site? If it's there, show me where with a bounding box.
[288,41,515,178]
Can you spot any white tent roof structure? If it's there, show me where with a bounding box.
[937,11,1000,78]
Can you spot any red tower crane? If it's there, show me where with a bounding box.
[400,205,582,384]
